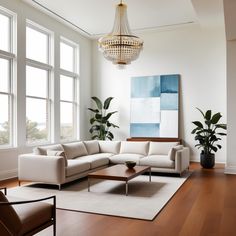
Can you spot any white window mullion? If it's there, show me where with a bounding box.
[26,21,52,144]
[0,6,15,148]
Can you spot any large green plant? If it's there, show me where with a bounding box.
[191,108,227,155]
[88,97,119,140]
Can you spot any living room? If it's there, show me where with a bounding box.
[0,0,236,235]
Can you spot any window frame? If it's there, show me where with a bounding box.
[0,6,16,149]
[25,20,53,145]
[59,37,79,141]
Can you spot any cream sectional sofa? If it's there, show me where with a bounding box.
[18,140,190,189]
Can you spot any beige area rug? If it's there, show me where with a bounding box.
[8,174,190,221]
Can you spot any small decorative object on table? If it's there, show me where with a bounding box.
[125,161,136,169]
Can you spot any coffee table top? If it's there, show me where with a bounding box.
[88,164,150,181]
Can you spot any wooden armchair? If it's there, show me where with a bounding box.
[0,187,56,236]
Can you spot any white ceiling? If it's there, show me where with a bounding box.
[23,0,224,38]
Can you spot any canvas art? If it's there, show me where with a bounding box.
[130,74,179,137]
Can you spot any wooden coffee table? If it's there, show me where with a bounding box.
[88,164,151,196]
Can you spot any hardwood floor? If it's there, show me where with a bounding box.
[1,163,236,236]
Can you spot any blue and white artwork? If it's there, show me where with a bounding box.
[130,74,179,137]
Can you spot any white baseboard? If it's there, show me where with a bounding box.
[224,166,236,175]
[0,169,17,181]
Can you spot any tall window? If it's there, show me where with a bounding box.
[26,22,52,144]
[0,7,16,147]
[60,38,79,141]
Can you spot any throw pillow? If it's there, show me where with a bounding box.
[83,140,99,155]
[62,142,88,159]
[33,144,63,155]
[46,150,68,167]
[148,142,180,155]
[98,141,121,154]
[0,191,22,235]
[168,145,184,161]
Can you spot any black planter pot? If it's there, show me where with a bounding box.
[200,153,215,168]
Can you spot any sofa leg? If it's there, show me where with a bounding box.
[58,184,61,190]
[18,180,21,186]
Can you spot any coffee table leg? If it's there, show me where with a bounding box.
[149,168,151,182]
[88,178,90,192]
[125,181,128,196]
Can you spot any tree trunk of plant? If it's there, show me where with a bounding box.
[200,153,215,168]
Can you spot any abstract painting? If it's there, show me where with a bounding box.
[130,74,179,137]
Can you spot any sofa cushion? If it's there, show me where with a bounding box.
[109,154,144,164]
[47,150,68,167]
[78,153,111,169]
[148,142,179,155]
[120,141,149,155]
[83,140,99,155]
[33,144,63,155]
[99,141,121,154]
[66,160,90,176]
[62,142,88,159]
[140,155,175,168]
[0,192,22,235]
[168,145,184,161]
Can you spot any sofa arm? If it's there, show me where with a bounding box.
[18,154,65,184]
[175,147,190,174]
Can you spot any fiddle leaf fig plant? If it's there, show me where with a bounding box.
[191,108,227,155]
[88,96,119,140]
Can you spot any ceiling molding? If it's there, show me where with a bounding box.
[25,0,92,38]
[24,0,199,39]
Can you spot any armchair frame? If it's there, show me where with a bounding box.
[0,188,56,236]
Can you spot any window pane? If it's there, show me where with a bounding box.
[26,66,47,98]
[60,75,73,101]
[0,58,10,93]
[60,102,73,140]
[0,94,10,145]
[26,97,48,143]
[26,26,48,64]
[60,42,74,72]
[0,13,10,52]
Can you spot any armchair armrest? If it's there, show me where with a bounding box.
[18,154,66,184]
[0,195,56,206]
[175,147,190,174]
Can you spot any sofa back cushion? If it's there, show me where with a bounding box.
[0,191,22,235]
[99,141,121,154]
[120,141,149,155]
[168,145,184,161]
[33,144,63,155]
[83,141,99,155]
[148,142,179,155]
[62,142,88,159]
[46,150,68,167]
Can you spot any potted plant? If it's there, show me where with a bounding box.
[191,108,227,168]
[88,96,119,140]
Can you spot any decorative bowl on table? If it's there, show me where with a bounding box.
[125,161,136,169]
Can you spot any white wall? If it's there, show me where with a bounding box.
[224,0,236,174]
[0,0,92,180]
[92,24,226,162]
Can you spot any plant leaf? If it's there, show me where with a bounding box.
[104,111,117,121]
[217,132,227,136]
[215,124,227,130]
[103,97,114,110]
[205,110,212,121]
[91,96,102,110]
[211,112,222,124]
[196,107,205,117]
[192,121,203,128]
[88,108,99,113]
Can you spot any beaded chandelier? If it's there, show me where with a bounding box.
[98,0,143,68]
